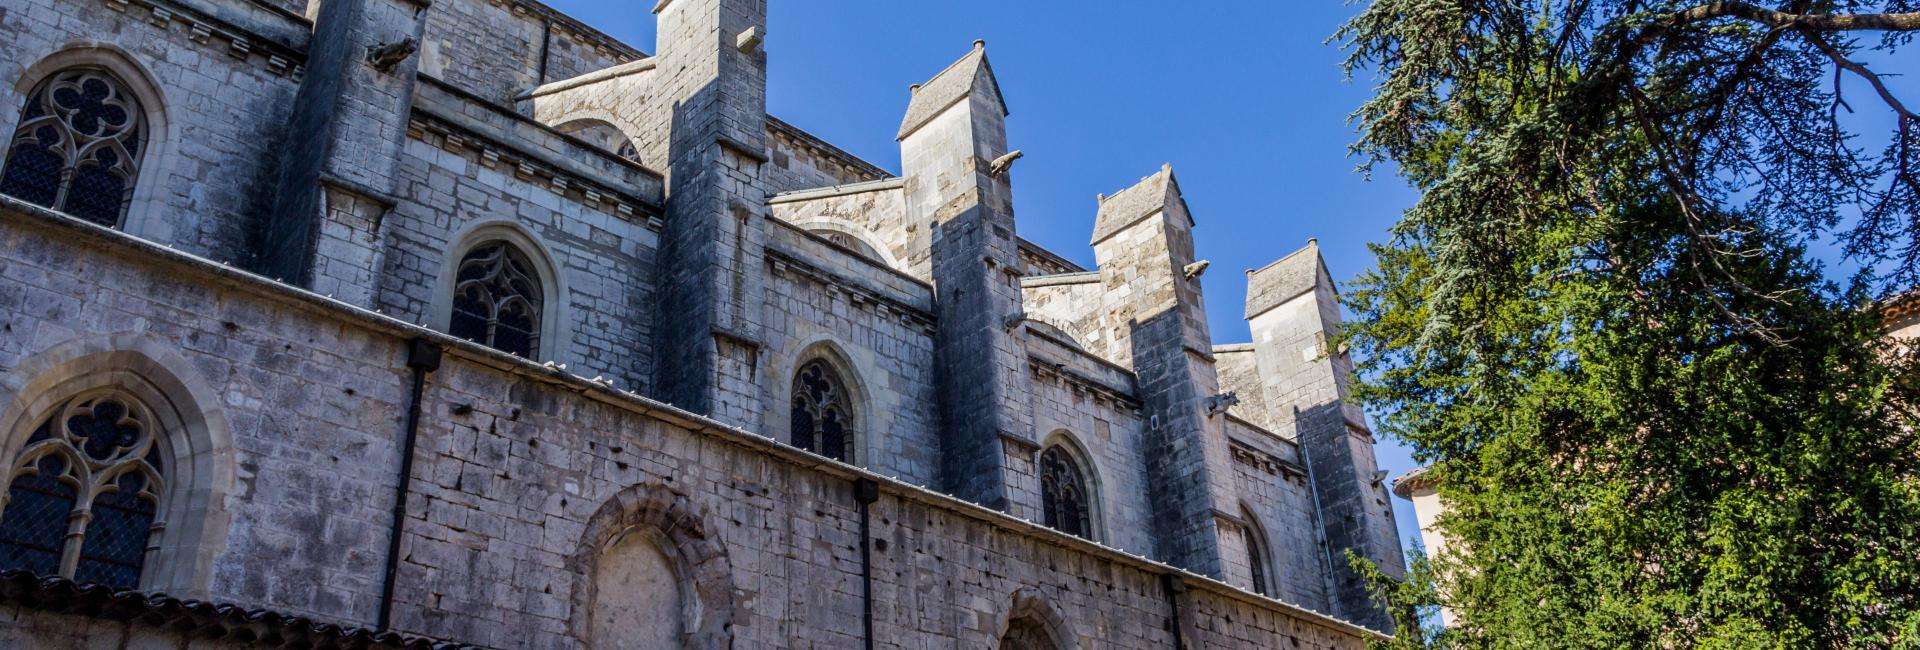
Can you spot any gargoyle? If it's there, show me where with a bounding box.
[1204,391,1240,417]
[367,38,418,73]
[987,149,1024,177]
[1183,259,1210,280]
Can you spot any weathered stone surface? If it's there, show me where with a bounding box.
[0,0,1405,643]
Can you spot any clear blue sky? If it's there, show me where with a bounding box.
[538,0,1919,559]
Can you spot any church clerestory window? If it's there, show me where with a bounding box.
[1243,508,1274,597]
[0,392,166,588]
[0,68,147,228]
[789,359,853,462]
[449,241,544,358]
[1039,445,1091,539]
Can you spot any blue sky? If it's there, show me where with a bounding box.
[541,0,1920,559]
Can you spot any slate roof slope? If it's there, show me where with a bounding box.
[1091,164,1193,246]
[0,570,474,649]
[1245,239,1330,319]
[897,41,1009,140]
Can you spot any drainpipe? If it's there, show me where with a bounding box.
[377,337,441,631]
[853,477,880,650]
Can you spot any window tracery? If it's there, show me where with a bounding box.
[1,68,147,227]
[449,241,544,358]
[789,359,853,462]
[0,392,166,588]
[1039,445,1091,539]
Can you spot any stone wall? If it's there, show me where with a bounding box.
[1214,344,1277,432]
[758,221,942,486]
[1019,331,1154,555]
[1021,272,1106,353]
[1227,417,1336,611]
[764,116,890,193]
[768,180,912,275]
[373,105,664,391]
[0,202,1382,648]
[0,202,415,624]
[419,0,638,106]
[0,0,303,265]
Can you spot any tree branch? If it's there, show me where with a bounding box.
[1796,30,1919,122]
[1667,2,1920,31]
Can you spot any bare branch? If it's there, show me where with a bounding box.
[1796,30,1919,122]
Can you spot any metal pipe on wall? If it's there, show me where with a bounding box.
[854,477,880,649]
[377,337,441,631]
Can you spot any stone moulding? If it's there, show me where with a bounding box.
[515,58,657,102]
[1229,436,1309,483]
[1025,357,1142,412]
[1019,271,1099,288]
[765,247,936,331]
[406,113,663,227]
[1017,237,1088,275]
[100,0,307,80]
[0,197,1392,643]
[766,177,905,205]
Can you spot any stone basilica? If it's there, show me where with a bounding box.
[0,0,1405,646]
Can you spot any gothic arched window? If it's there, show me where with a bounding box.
[1039,445,1091,538]
[449,241,544,358]
[1243,508,1274,597]
[789,359,853,462]
[1,68,147,228]
[0,391,166,588]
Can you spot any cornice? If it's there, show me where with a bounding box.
[0,198,1391,643]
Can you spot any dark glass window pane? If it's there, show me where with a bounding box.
[74,471,156,588]
[449,242,543,357]
[790,360,853,462]
[2,68,146,228]
[62,160,127,227]
[0,455,78,577]
[0,139,63,207]
[4,394,166,586]
[790,399,815,452]
[1040,446,1091,538]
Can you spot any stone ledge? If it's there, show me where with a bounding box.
[514,58,656,101]
[0,197,1390,643]
[767,177,905,205]
[1019,271,1099,288]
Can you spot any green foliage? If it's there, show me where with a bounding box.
[1336,1,1920,646]
[1352,549,1455,649]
